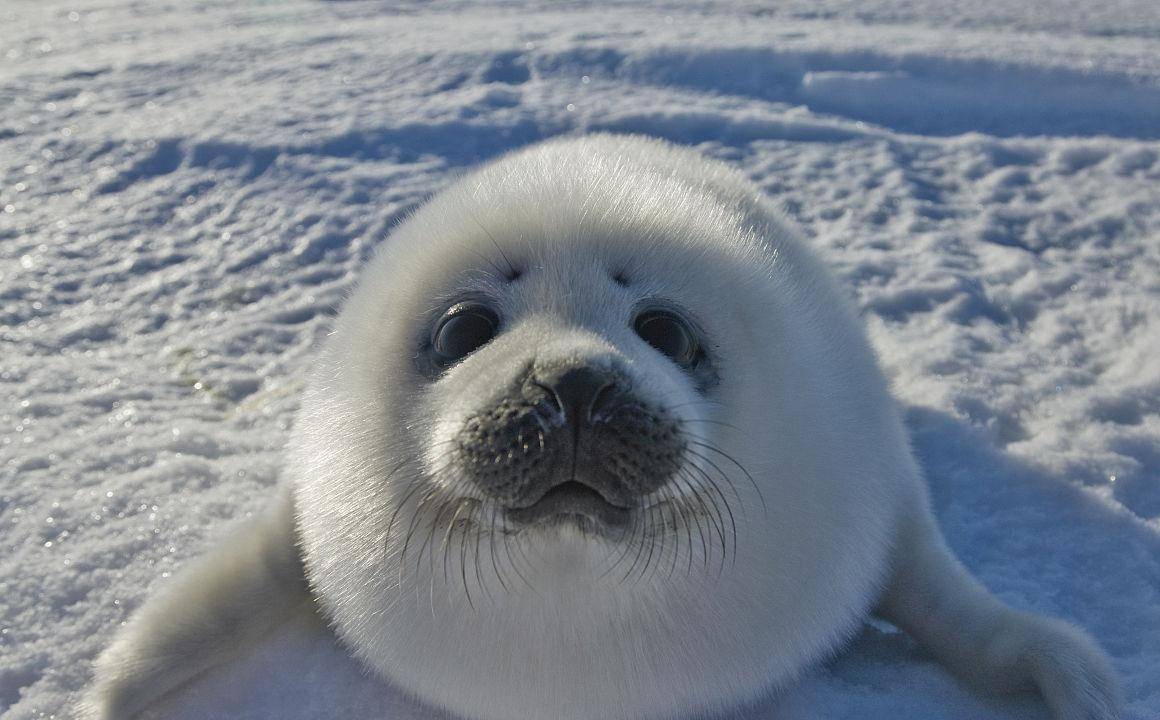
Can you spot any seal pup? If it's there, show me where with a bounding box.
[86,135,1122,720]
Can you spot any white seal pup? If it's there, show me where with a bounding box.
[85,135,1122,720]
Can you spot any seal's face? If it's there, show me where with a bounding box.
[418,280,720,536]
[399,246,743,594]
[292,136,900,720]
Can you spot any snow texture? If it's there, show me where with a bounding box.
[2,1,1158,718]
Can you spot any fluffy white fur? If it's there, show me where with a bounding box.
[85,135,1122,720]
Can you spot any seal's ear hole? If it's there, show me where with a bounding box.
[633,309,698,367]
[612,271,630,287]
[433,303,499,362]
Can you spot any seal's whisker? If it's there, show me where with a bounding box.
[665,399,728,412]
[437,498,470,608]
[676,467,725,573]
[685,491,708,574]
[458,504,475,611]
[633,493,662,586]
[618,498,650,585]
[398,484,442,579]
[395,461,458,558]
[502,524,537,594]
[649,492,670,582]
[662,462,704,570]
[487,508,509,594]
[417,495,458,580]
[386,467,432,541]
[470,510,491,604]
[661,483,683,583]
[679,463,734,573]
[426,475,473,610]
[512,526,538,581]
[682,445,747,520]
[631,499,655,586]
[466,209,519,281]
[684,450,747,566]
[597,503,640,582]
[683,438,765,514]
[666,461,708,575]
[684,418,748,435]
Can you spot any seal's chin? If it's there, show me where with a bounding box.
[505,481,633,534]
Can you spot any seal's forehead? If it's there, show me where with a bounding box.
[377,142,772,299]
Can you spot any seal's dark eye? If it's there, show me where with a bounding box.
[634,309,698,367]
[433,303,499,362]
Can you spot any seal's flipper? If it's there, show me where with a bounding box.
[877,506,1123,720]
[83,485,309,720]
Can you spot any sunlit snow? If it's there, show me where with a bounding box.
[1,1,1158,718]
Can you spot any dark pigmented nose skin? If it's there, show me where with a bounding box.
[536,365,617,424]
[454,360,686,521]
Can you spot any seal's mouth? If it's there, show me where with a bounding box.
[506,481,632,530]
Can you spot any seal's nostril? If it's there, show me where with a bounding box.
[539,366,617,424]
[589,380,618,418]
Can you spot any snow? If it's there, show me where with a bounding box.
[2,1,1158,718]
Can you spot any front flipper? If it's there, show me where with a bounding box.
[877,507,1123,720]
[83,485,310,719]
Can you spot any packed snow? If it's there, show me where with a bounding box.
[2,1,1158,718]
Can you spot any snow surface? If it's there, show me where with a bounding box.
[2,1,1159,718]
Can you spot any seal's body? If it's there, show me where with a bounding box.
[87,136,1122,720]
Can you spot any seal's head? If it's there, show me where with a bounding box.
[292,135,906,720]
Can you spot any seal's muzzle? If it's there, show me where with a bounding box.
[454,361,686,532]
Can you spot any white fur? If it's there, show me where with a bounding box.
[86,135,1122,720]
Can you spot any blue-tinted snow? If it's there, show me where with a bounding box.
[1,1,1158,718]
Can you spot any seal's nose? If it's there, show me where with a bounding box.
[536,365,617,424]
[458,361,681,509]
